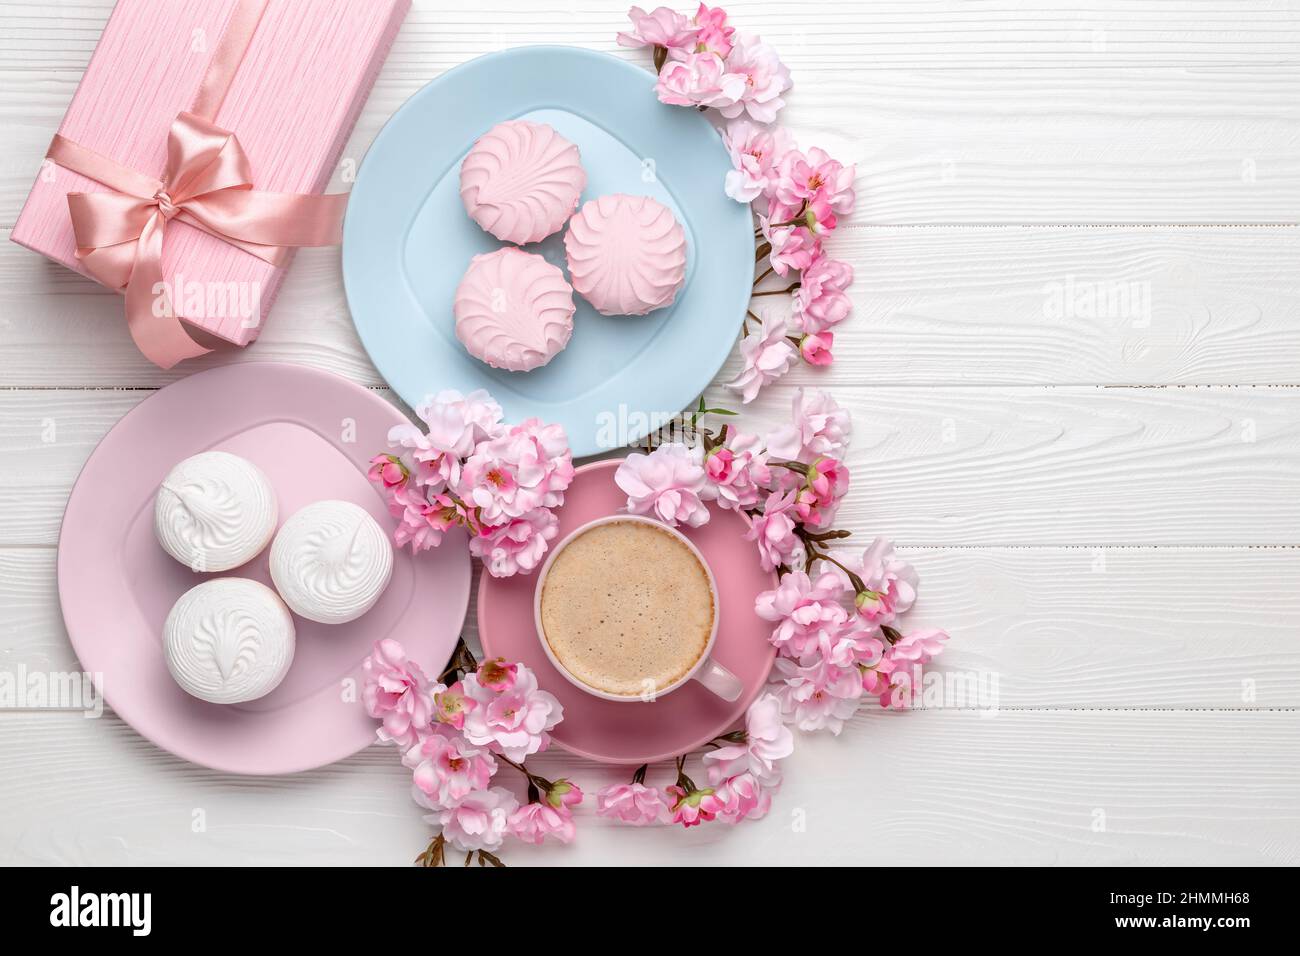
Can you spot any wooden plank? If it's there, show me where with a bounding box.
[708,382,1300,546]
[4,384,1300,546]
[329,66,1300,225]
[899,546,1300,709]
[832,68,1300,224]
[3,1,1298,72]
[1,710,1295,864]
[0,237,382,386]
[6,545,1299,709]
[740,226,1300,387]
[4,65,1299,228]
[5,226,1300,388]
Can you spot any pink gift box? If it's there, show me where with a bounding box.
[11,0,409,348]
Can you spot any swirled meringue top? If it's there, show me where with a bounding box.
[154,451,278,572]
[460,120,586,244]
[564,193,687,316]
[269,500,393,625]
[454,247,576,372]
[163,578,296,705]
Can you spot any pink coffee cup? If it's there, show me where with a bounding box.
[533,514,743,703]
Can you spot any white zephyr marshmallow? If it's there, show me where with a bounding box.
[270,500,394,624]
[154,451,278,572]
[163,578,296,704]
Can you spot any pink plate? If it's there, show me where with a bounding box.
[57,363,471,775]
[478,459,778,765]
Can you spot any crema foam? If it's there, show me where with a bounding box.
[539,520,714,697]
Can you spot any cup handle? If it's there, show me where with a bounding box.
[692,656,742,702]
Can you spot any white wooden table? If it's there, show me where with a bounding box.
[2,0,1298,866]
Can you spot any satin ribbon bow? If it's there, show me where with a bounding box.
[59,111,346,368]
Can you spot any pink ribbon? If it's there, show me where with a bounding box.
[43,0,347,369]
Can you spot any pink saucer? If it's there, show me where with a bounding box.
[57,364,471,775]
[477,459,777,765]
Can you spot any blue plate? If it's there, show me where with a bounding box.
[342,45,754,458]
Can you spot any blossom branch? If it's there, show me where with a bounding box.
[415,833,445,867]
[437,636,479,684]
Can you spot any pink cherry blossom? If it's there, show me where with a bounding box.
[754,570,850,659]
[457,418,573,526]
[877,658,923,710]
[388,389,503,491]
[617,5,700,50]
[792,252,854,333]
[362,639,433,749]
[889,628,950,665]
[794,456,849,529]
[801,636,874,687]
[811,149,858,216]
[771,656,862,735]
[807,615,884,673]
[798,331,834,366]
[774,146,856,215]
[854,537,919,625]
[367,454,408,490]
[693,3,735,58]
[404,729,497,811]
[460,666,563,762]
[476,658,519,693]
[431,786,518,853]
[616,443,712,528]
[713,771,772,823]
[655,51,745,109]
[666,784,726,827]
[416,388,503,451]
[392,488,469,553]
[745,486,806,572]
[860,653,897,699]
[507,801,576,845]
[718,33,791,123]
[703,425,772,511]
[703,692,793,787]
[721,120,792,203]
[768,158,803,210]
[545,778,584,810]
[763,152,851,243]
[727,312,795,404]
[432,680,476,730]
[766,388,851,461]
[525,419,575,502]
[762,221,819,277]
[875,633,949,711]
[385,423,453,490]
[802,194,838,236]
[596,782,671,825]
[470,508,558,578]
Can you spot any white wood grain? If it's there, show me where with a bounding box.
[5,1,1298,71]
[740,226,1300,387]
[333,65,1300,225]
[5,545,1298,709]
[2,710,1296,865]
[5,2,1300,226]
[711,383,1300,546]
[4,66,1299,227]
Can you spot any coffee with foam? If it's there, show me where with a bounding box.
[539,520,715,697]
